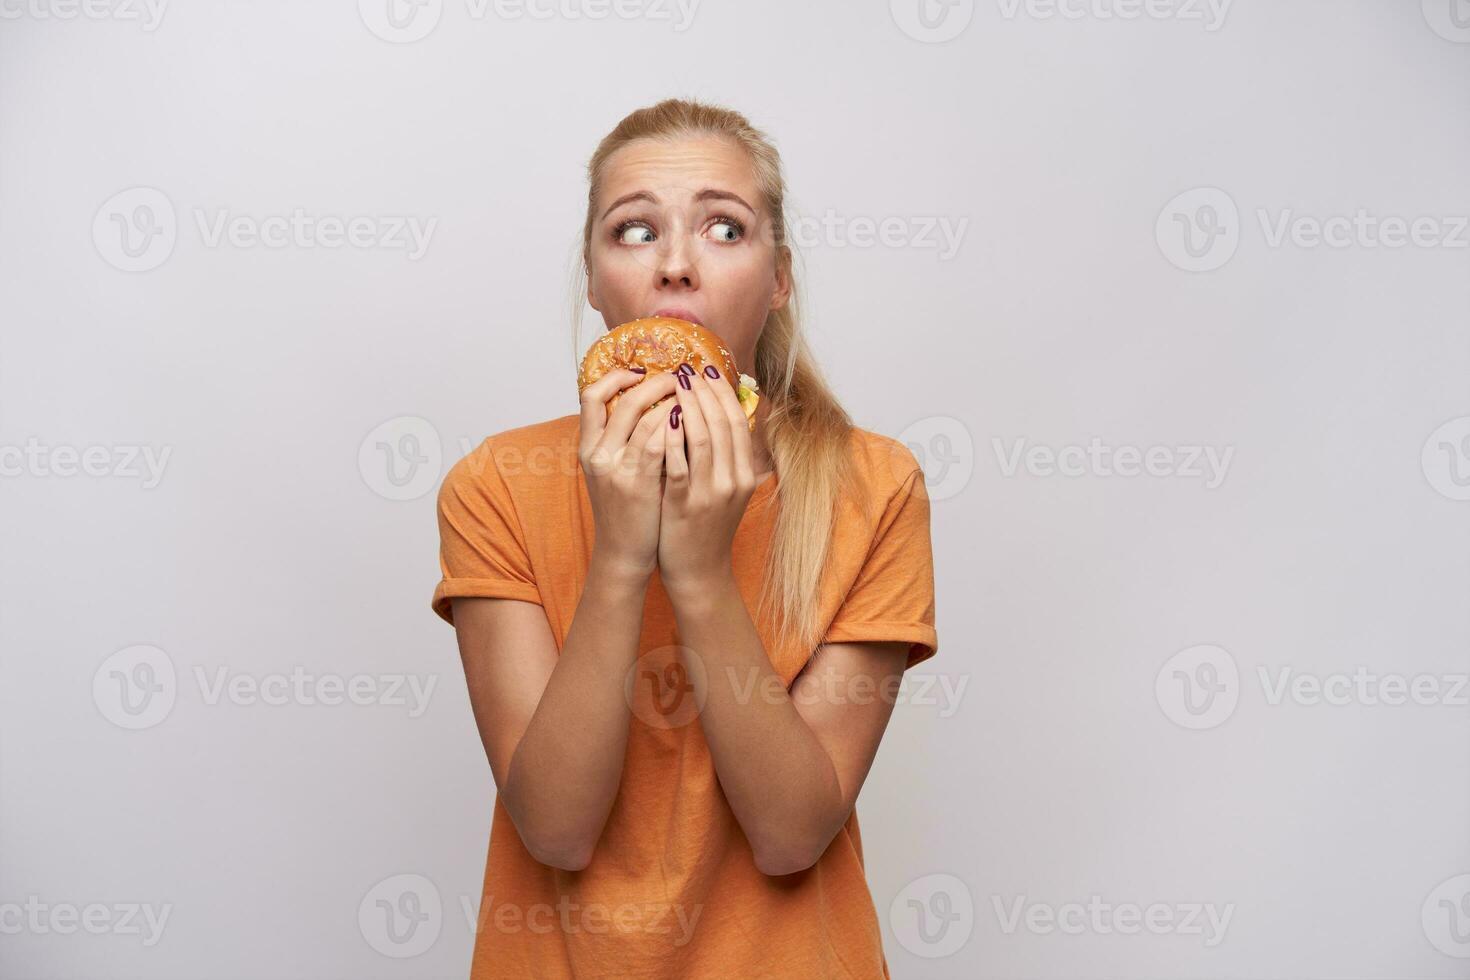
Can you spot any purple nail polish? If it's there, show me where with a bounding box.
[703,365,719,379]
[630,366,646,374]
[677,372,691,390]
[670,405,681,429]
[678,362,694,375]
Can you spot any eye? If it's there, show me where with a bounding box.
[708,216,744,243]
[614,220,654,245]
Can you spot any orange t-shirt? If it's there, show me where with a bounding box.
[431,413,939,980]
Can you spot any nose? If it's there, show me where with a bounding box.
[654,234,699,290]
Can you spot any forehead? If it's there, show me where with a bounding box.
[599,135,758,204]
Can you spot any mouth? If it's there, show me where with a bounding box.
[650,307,702,326]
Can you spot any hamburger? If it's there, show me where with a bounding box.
[577,316,761,431]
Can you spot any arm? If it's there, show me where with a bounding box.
[655,362,933,875]
[445,370,679,871]
[667,574,908,876]
[452,553,652,872]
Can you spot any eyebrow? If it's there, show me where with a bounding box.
[600,188,756,221]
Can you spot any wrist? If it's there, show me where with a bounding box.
[662,564,738,609]
[588,550,655,592]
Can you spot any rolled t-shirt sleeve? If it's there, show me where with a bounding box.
[824,452,939,670]
[431,439,542,625]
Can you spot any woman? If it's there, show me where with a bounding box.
[432,98,939,979]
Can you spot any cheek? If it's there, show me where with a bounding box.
[719,259,778,314]
[704,242,774,287]
[589,248,639,293]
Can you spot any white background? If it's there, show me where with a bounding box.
[2,0,1468,976]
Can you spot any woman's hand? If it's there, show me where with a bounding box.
[578,368,679,581]
[658,362,761,597]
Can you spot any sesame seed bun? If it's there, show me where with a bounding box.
[577,316,759,430]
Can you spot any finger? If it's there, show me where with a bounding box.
[687,365,733,491]
[629,396,676,476]
[601,372,680,453]
[579,368,649,450]
[672,364,712,484]
[700,363,755,487]
[664,399,688,492]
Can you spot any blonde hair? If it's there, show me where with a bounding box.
[571,97,865,657]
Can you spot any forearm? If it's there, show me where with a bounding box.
[503,552,648,868]
[668,572,845,875]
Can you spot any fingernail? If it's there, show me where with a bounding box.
[630,366,646,374]
[670,405,681,429]
[703,365,719,379]
[678,362,694,375]
[677,372,691,390]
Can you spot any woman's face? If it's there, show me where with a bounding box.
[586,135,790,372]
